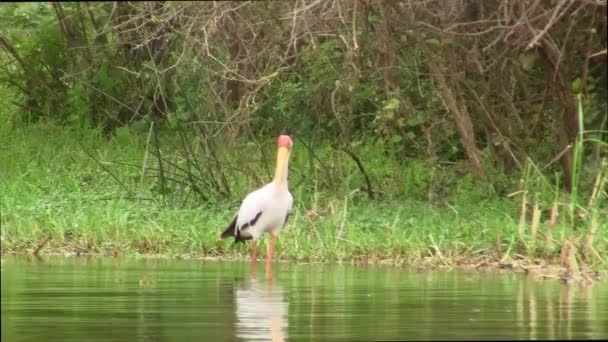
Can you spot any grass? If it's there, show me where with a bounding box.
[1,121,606,282]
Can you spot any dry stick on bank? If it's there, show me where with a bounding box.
[517,190,528,245]
[544,202,559,257]
[530,196,541,256]
[583,212,604,264]
[565,235,579,279]
[32,235,52,256]
[557,219,580,280]
[583,161,607,263]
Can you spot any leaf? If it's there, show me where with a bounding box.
[426,38,441,47]
[390,134,402,143]
[587,78,596,92]
[519,52,538,71]
[407,118,419,127]
[383,98,400,112]
[571,78,582,94]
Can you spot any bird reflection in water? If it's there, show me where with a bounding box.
[235,267,288,342]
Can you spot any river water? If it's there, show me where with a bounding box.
[1,256,606,341]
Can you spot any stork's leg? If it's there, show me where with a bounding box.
[251,240,258,262]
[251,240,258,279]
[266,234,277,267]
[266,235,277,283]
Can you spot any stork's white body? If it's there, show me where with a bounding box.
[236,182,293,240]
[220,134,294,267]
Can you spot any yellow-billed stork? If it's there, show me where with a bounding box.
[220,135,294,271]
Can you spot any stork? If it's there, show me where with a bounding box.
[220,135,294,274]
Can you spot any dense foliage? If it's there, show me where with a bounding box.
[1,2,606,192]
[0,2,606,272]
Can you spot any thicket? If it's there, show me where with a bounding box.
[1,2,606,272]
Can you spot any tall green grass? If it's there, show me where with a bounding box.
[506,95,607,278]
[1,118,605,277]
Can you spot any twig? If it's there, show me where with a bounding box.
[79,142,136,197]
[284,0,300,61]
[341,147,375,200]
[60,70,136,114]
[525,0,573,50]
[32,236,52,256]
[589,49,607,58]
[541,144,572,171]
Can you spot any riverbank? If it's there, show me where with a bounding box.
[1,124,606,284]
[2,196,606,285]
[2,246,606,285]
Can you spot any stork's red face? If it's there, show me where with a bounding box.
[277,135,292,149]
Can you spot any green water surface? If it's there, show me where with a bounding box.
[1,256,606,341]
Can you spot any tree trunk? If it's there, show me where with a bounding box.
[224,8,245,105]
[538,39,579,192]
[53,2,97,125]
[419,41,487,180]
[377,0,399,98]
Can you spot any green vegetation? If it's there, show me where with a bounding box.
[1,123,514,258]
[0,2,606,281]
[1,121,606,280]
